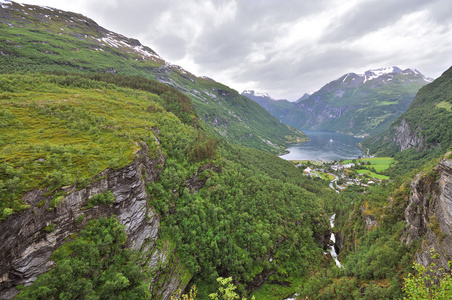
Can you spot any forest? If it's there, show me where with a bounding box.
[0,73,330,299]
[2,71,451,299]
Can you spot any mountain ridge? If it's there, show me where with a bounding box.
[242,66,432,137]
[0,0,307,153]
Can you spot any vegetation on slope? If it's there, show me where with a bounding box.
[149,143,334,297]
[17,217,151,299]
[0,3,307,153]
[0,72,198,220]
[0,72,332,298]
[362,66,452,177]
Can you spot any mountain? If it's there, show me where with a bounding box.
[0,0,307,154]
[362,65,452,173]
[244,67,432,137]
[241,90,295,120]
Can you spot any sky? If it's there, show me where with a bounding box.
[15,0,452,101]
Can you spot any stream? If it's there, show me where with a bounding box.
[284,215,342,300]
[328,214,342,267]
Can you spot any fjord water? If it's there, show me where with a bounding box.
[280,130,364,161]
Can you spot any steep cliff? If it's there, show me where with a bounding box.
[404,158,452,272]
[0,142,189,299]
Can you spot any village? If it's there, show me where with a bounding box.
[297,157,393,193]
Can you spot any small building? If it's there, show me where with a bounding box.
[303,167,312,174]
[331,163,355,171]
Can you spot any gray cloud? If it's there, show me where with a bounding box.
[320,0,429,43]
[18,0,452,100]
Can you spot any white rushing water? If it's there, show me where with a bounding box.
[329,214,342,267]
[284,215,342,300]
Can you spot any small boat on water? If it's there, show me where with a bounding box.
[329,139,333,142]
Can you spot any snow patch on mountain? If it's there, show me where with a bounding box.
[242,90,275,100]
[354,66,432,84]
[0,0,12,9]
[360,67,402,83]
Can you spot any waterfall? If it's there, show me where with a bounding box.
[329,214,342,267]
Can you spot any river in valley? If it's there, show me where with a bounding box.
[280,130,364,161]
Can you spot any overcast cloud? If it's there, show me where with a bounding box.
[17,0,452,100]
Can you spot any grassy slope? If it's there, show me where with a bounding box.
[0,73,196,219]
[0,2,306,153]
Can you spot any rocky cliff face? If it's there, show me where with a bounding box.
[0,140,189,299]
[393,119,424,151]
[404,158,452,271]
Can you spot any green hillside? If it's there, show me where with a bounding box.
[362,66,452,175]
[0,2,306,154]
[0,73,198,219]
[0,73,331,298]
[1,2,452,299]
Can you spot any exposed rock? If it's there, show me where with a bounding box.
[185,163,222,194]
[393,119,424,151]
[364,214,378,230]
[217,89,232,97]
[315,229,332,251]
[404,159,452,272]
[148,242,190,300]
[204,113,229,129]
[0,140,189,299]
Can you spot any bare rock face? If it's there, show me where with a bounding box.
[393,119,424,151]
[404,159,452,271]
[0,141,189,299]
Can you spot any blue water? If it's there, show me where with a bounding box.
[280,130,364,161]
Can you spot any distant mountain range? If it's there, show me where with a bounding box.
[242,67,432,137]
[0,0,307,153]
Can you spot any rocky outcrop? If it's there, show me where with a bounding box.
[148,241,191,300]
[393,119,424,151]
[185,163,222,193]
[404,159,452,272]
[0,141,189,299]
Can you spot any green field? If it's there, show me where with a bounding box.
[343,157,395,172]
[318,172,336,181]
[354,169,390,180]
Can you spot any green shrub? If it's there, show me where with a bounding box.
[83,191,115,209]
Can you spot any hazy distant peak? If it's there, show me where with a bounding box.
[297,92,314,102]
[242,90,274,100]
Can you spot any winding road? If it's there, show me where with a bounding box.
[328,173,340,193]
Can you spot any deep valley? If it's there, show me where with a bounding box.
[1,1,452,300]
